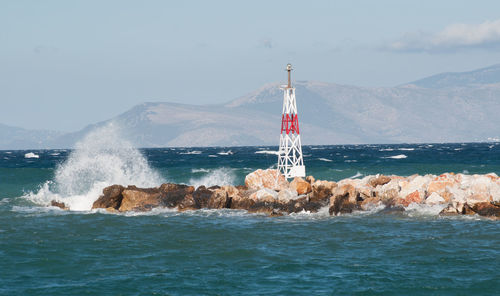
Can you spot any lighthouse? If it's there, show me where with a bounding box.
[277,64,305,179]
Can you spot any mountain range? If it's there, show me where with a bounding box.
[2,64,500,149]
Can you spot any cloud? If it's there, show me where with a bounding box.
[387,19,500,53]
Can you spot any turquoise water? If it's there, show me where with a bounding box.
[1,142,500,295]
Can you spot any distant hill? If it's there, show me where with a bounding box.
[0,124,63,150]
[1,64,500,149]
[404,64,500,89]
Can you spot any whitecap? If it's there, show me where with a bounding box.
[179,151,202,155]
[384,154,407,159]
[379,148,394,151]
[349,172,363,178]
[217,150,233,155]
[191,168,210,173]
[255,150,279,155]
[318,158,333,162]
[344,159,357,162]
[398,148,414,151]
[24,152,39,159]
[208,155,218,158]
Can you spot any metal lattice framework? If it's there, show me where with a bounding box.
[277,64,305,179]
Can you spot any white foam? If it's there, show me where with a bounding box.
[379,148,394,151]
[189,167,236,188]
[25,122,163,211]
[191,168,210,173]
[318,158,333,162]
[398,148,414,151]
[179,150,202,155]
[208,155,218,158]
[255,150,279,155]
[349,172,363,179]
[217,150,233,155]
[24,152,39,159]
[384,154,407,159]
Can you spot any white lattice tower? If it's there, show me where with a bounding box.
[277,64,305,179]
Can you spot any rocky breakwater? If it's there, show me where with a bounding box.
[53,169,500,219]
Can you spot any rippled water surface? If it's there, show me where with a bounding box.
[1,142,499,295]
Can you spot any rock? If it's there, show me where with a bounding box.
[245,169,288,191]
[92,184,125,210]
[159,183,195,208]
[249,188,278,203]
[207,189,231,209]
[399,175,431,199]
[425,192,446,205]
[360,197,381,211]
[471,202,500,218]
[305,175,315,184]
[369,175,391,187]
[374,179,400,203]
[290,177,312,195]
[178,194,196,211]
[277,188,298,202]
[328,192,357,216]
[439,204,460,216]
[119,186,161,212]
[397,190,423,207]
[51,200,68,210]
[311,180,337,202]
[334,184,358,204]
[192,186,213,208]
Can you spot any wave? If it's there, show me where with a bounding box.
[384,154,407,159]
[398,148,414,151]
[349,172,363,178]
[189,167,236,188]
[24,122,163,211]
[191,168,210,173]
[379,148,394,151]
[318,158,333,162]
[217,150,233,155]
[179,151,202,155]
[255,150,279,155]
[24,152,39,159]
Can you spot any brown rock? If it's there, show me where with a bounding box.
[335,184,358,204]
[471,202,500,218]
[427,180,454,194]
[51,200,68,210]
[92,184,125,210]
[329,192,358,216]
[305,175,315,184]
[311,180,337,202]
[290,177,312,195]
[119,186,161,212]
[369,175,391,187]
[360,197,381,211]
[159,183,195,208]
[178,194,196,211]
[245,169,288,191]
[207,189,231,209]
[397,190,423,207]
[439,204,459,216]
[192,186,213,208]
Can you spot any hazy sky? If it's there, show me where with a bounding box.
[2,0,500,131]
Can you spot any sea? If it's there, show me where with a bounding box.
[1,126,499,295]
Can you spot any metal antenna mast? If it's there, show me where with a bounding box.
[277,64,305,179]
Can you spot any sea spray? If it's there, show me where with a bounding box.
[26,123,163,211]
[189,168,236,188]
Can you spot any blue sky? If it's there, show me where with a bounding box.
[2,0,500,131]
